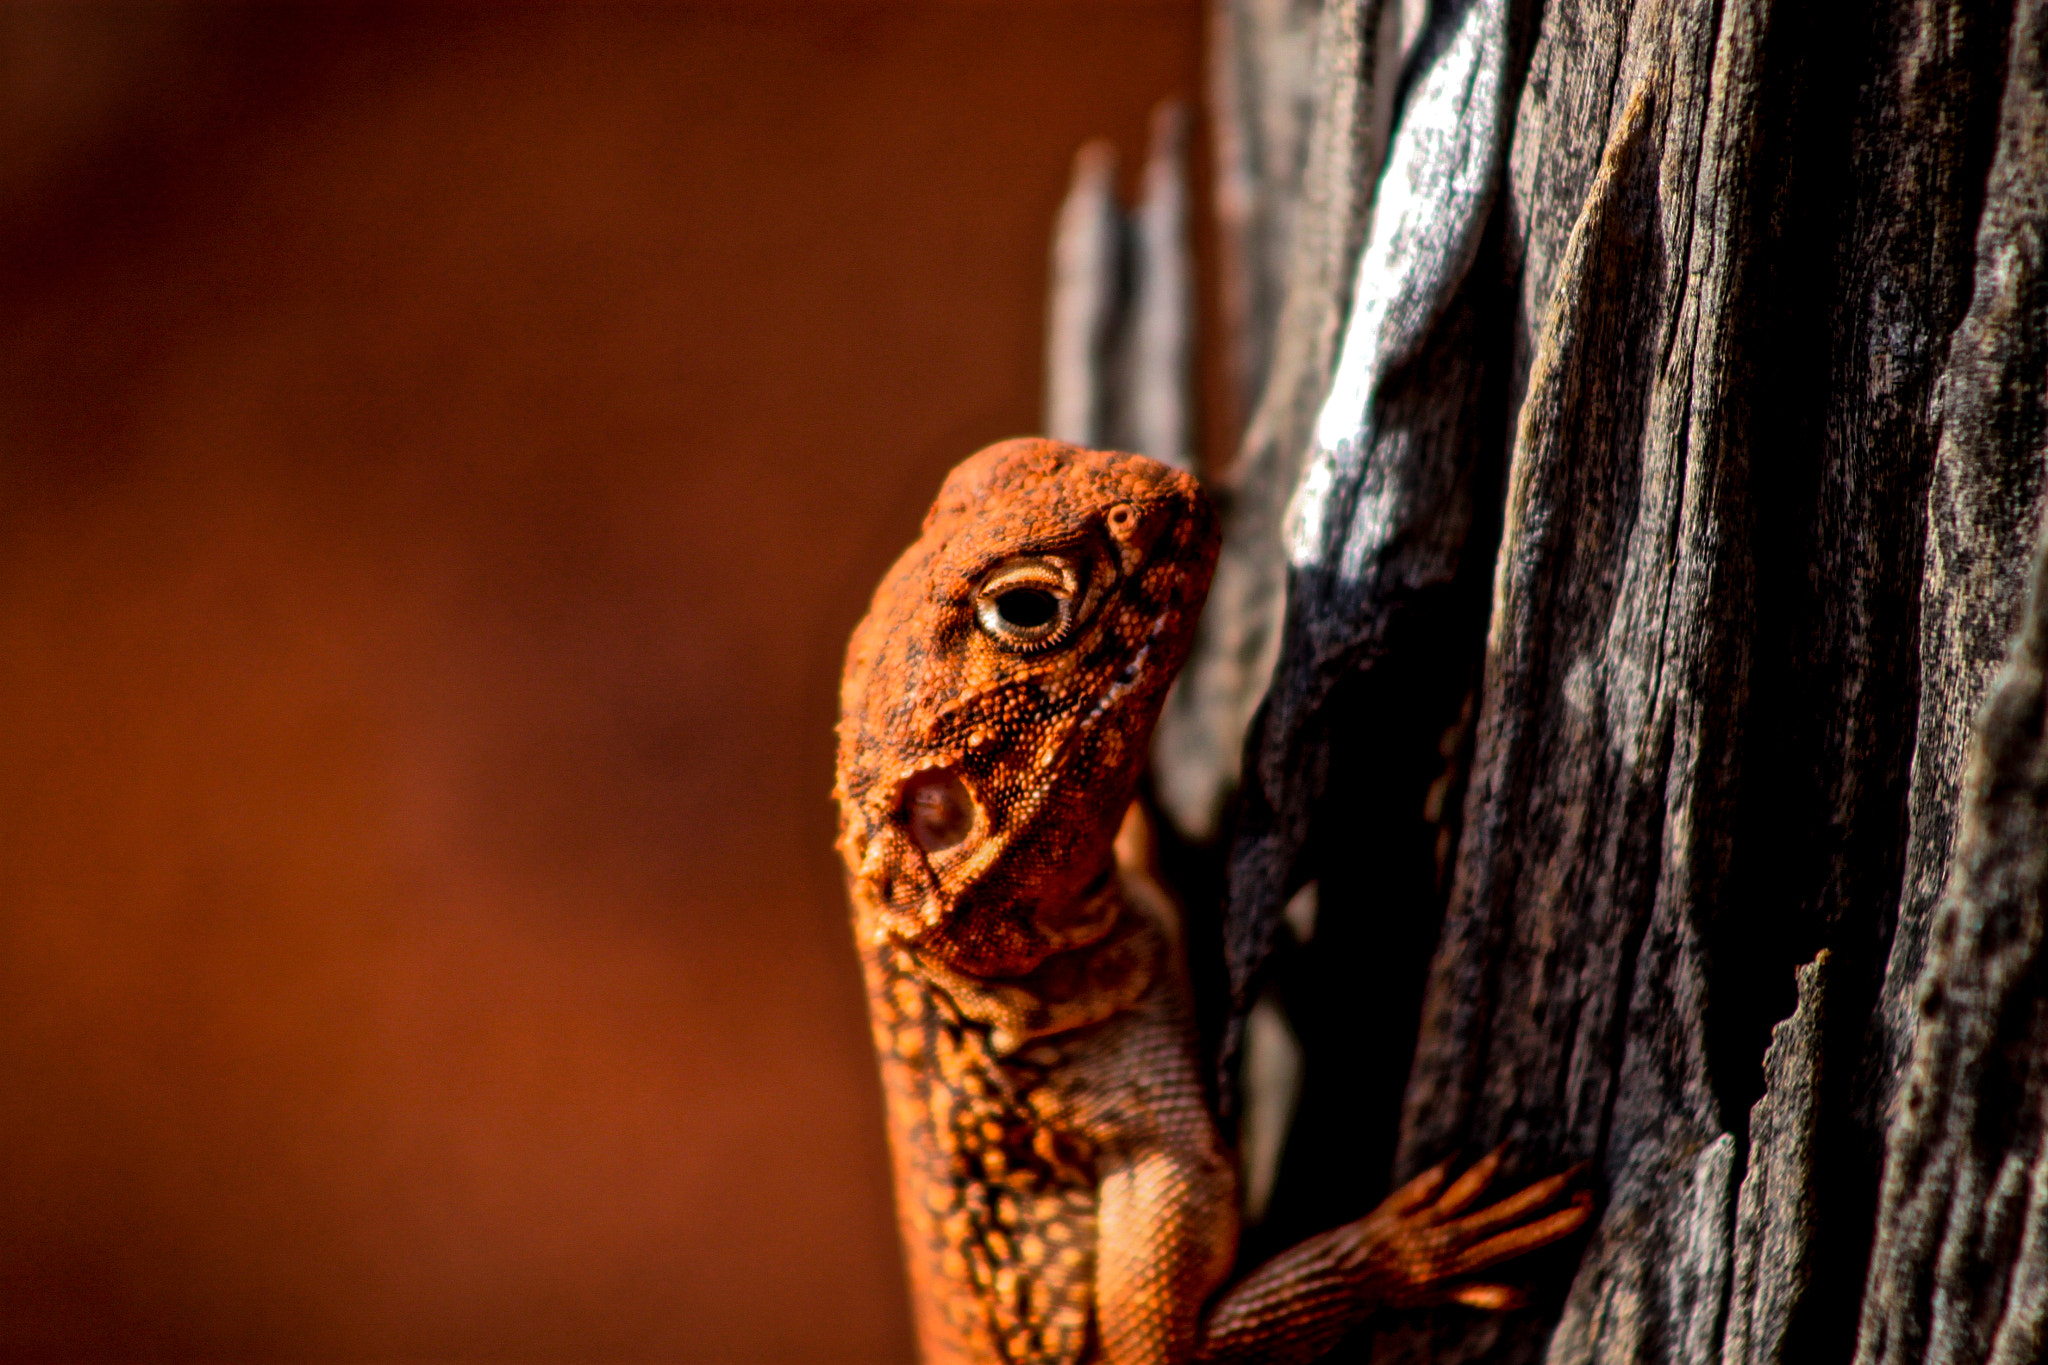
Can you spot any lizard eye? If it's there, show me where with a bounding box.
[974,556,1078,651]
[994,587,1056,628]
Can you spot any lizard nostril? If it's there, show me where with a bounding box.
[900,769,975,853]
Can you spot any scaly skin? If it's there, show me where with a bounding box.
[835,439,1590,1365]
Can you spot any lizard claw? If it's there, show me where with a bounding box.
[1356,1150,1593,1310]
[1448,1282,1529,1311]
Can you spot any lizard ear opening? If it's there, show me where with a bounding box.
[900,769,975,853]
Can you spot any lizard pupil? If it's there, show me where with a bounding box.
[995,588,1057,629]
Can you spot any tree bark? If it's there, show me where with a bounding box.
[1856,4,2048,1360]
[1386,2,2035,1358]
[1153,0,1416,842]
[1058,0,2046,1359]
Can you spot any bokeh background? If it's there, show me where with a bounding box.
[0,4,1208,1360]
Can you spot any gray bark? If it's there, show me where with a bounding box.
[1224,0,1516,1050]
[1048,0,2045,1359]
[1392,7,1771,1352]
[1154,0,1416,841]
[1125,103,1197,474]
[1046,138,1125,451]
[1870,0,2048,1126]
[1721,952,1826,1365]
[1857,3,2048,1360]
[1043,105,1195,473]
[1206,0,1329,429]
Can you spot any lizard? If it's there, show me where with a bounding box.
[834,438,1592,1365]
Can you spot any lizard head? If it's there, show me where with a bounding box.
[835,438,1218,978]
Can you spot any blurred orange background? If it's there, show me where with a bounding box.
[0,4,1204,1360]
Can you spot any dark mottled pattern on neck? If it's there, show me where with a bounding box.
[863,938,1098,1365]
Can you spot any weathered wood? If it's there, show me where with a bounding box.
[1721,952,1826,1365]
[1856,3,2048,1360]
[1044,0,2047,1359]
[1858,490,2048,1365]
[1207,0,1329,429]
[1293,0,2031,1356]
[1045,139,1125,451]
[1213,0,1528,1283]
[1220,0,1516,1033]
[1043,107,1195,474]
[1388,0,1775,1354]
[1154,0,1408,842]
[1871,0,2047,1122]
[1122,102,1196,473]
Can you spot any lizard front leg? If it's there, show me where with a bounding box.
[1088,819,1591,1364]
[1093,1141,1238,1365]
[1194,1149,1593,1364]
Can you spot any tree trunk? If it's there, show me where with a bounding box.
[1051,0,2048,1360]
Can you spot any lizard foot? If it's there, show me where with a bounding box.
[1194,1147,1592,1361]
[1346,1146,1593,1311]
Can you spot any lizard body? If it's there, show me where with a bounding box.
[835,439,1588,1365]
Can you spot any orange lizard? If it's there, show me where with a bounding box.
[834,439,1591,1365]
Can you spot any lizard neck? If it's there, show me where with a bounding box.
[868,870,1163,1056]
